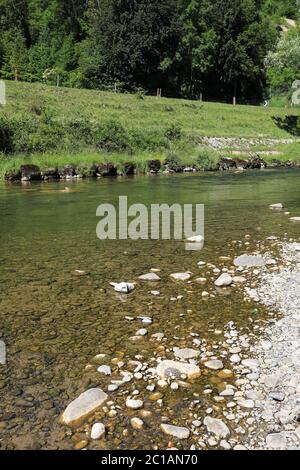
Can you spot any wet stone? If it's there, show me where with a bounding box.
[97,365,112,376]
[91,422,105,440]
[61,388,108,427]
[131,417,144,430]
[139,273,161,281]
[204,360,224,370]
[214,274,233,287]
[234,254,265,267]
[126,398,143,410]
[160,423,190,439]
[156,360,201,380]
[174,348,199,360]
[204,417,230,438]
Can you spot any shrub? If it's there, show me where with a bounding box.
[164,152,184,172]
[0,115,15,153]
[164,123,182,141]
[196,148,220,171]
[95,120,131,153]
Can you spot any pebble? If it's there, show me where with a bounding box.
[220,440,231,450]
[131,417,144,430]
[170,273,191,281]
[220,388,234,397]
[236,398,255,409]
[74,440,88,450]
[241,359,260,369]
[214,273,233,287]
[192,420,201,428]
[230,354,241,364]
[160,423,190,439]
[110,282,135,293]
[135,329,148,336]
[204,360,224,370]
[234,254,265,267]
[139,273,161,281]
[174,348,199,360]
[97,365,112,376]
[218,370,233,379]
[91,422,105,440]
[125,398,144,410]
[269,391,285,402]
[156,360,201,380]
[203,417,230,438]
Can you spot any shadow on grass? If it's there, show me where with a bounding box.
[272,115,300,136]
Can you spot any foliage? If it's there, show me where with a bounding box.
[266,26,300,94]
[0,0,298,102]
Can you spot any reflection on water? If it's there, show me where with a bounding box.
[0,169,300,449]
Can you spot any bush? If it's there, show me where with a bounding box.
[196,148,220,171]
[164,152,184,172]
[95,120,131,153]
[0,115,14,153]
[164,123,182,141]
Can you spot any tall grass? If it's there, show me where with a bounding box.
[0,80,299,177]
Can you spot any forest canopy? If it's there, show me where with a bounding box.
[0,0,299,102]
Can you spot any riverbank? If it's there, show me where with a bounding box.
[2,150,300,183]
[1,80,300,180]
[56,217,300,450]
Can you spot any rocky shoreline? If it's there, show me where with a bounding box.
[4,154,300,182]
[56,225,300,450]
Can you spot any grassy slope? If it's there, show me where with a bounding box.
[0,80,300,176]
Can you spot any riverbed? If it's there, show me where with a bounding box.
[0,169,300,450]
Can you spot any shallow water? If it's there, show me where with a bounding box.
[0,169,300,449]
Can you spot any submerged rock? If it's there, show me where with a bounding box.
[135,328,148,336]
[110,282,135,293]
[269,203,283,210]
[156,360,200,380]
[204,360,224,370]
[131,417,144,430]
[21,164,42,181]
[170,272,191,281]
[174,348,199,360]
[97,365,112,376]
[204,417,230,438]
[91,422,105,440]
[160,423,190,439]
[234,254,265,267]
[214,273,233,287]
[126,398,143,410]
[61,388,108,426]
[139,273,161,281]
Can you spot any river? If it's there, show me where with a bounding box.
[0,169,300,449]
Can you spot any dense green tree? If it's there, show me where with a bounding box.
[266,25,300,93]
[82,0,180,92]
[175,0,217,97]
[0,0,298,100]
[208,0,276,102]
